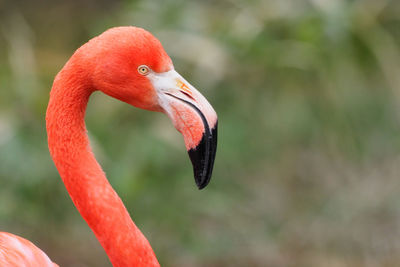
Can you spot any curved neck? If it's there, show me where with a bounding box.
[46,63,159,267]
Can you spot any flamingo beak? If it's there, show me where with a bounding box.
[148,70,218,189]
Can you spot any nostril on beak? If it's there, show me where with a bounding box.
[180,90,195,101]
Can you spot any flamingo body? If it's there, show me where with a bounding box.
[0,26,217,266]
[0,232,58,267]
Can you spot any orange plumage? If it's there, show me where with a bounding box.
[0,26,217,267]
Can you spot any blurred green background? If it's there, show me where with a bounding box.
[1,0,400,266]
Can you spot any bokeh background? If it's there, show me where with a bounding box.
[1,0,400,266]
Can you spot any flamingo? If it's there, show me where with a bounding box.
[0,26,218,267]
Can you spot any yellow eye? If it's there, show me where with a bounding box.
[138,65,150,75]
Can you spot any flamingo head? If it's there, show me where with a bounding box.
[78,27,217,189]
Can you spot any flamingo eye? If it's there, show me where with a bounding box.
[138,65,150,75]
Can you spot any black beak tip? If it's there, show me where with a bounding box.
[195,174,209,190]
[188,122,218,190]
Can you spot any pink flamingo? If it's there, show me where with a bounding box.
[0,26,218,267]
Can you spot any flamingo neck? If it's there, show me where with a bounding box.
[46,62,159,267]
